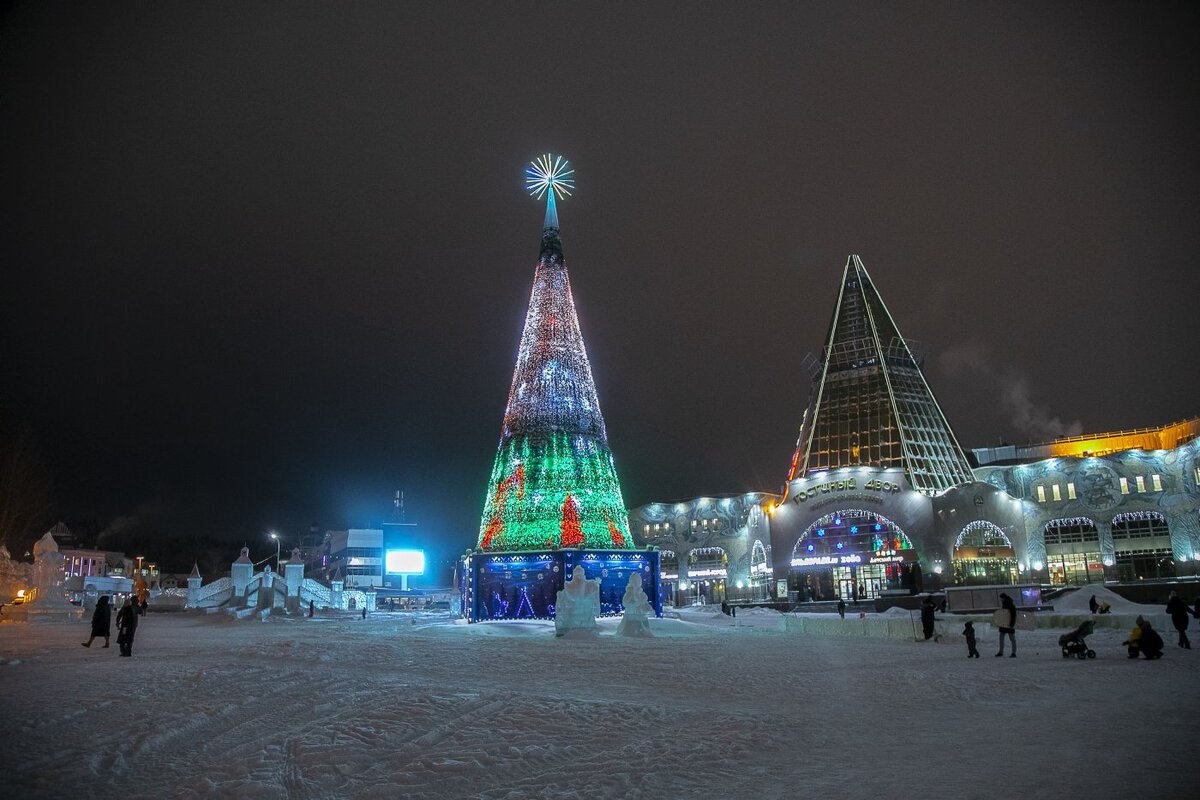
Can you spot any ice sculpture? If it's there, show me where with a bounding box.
[554,566,599,637]
[616,572,654,638]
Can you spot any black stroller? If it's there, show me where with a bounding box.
[1059,620,1097,659]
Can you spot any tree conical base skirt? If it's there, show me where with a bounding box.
[479,432,630,550]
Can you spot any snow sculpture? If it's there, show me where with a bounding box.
[554,566,599,637]
[31,531,71,607]
[616,572,654,638]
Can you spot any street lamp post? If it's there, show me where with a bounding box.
[269,531,280,570]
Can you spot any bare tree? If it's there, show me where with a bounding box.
[0,416,53,552]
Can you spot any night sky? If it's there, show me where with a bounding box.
[2,2,1198,564]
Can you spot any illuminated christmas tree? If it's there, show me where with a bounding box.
[477,155,633,551]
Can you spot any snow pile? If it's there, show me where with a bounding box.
[1053,585,1153,614]
[674,606,786,631]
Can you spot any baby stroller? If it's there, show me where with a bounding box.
[1058,620,1097,659]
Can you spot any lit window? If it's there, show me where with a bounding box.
[1136,475,1146,493]
[702,519,708,528]
[1151,474,1162,492]
[1036,486,1046,503]
[1195,467,1200,484]
[1052,484,1062,501]
[1067,482,1076,500]
[691,520,697,529]
[644,524,650,534]
[1119,477,1129,495]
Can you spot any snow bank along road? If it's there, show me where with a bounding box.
[0,610,1196,799]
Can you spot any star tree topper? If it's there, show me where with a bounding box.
[526,153,575,229]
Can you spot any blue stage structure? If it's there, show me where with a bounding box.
[461,548,662,622]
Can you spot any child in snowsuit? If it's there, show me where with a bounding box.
[963,621,979,658]
[1137,620,1164,659]
[1124,615,1164,659]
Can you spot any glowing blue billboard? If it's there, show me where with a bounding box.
[385,549,425,575]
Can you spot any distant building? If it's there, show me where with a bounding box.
[312,522,435,590]
[42,523,159,603]
[322,529,384,588]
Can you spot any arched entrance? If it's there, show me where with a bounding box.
[750,540,771,600]
[686,546,728,605]
[952,521,1017,585]
[790,510,915,601]
[1111,511,1175,581]
[1043,517,1103,585]
[660,550,679,606]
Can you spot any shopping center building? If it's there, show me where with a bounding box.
[631,256,1199,602]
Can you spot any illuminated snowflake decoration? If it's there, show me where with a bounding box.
[525,153,575,200]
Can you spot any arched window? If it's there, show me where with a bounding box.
[952,520,1017,586]
[792,510,911,561]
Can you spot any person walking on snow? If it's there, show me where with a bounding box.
[81,595,111,649]
[1166,591,1191,649]
[836,598,846,619]
[116,596,140,657]
[963,621,980,658]
[920,596,937,640]
[995,592,1017,657]
[1088,594,1099,614]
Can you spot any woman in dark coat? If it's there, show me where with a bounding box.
[920,597,937,640]
[1165,591,1191,649]
[116,596,140,657]
[81,595,111,648]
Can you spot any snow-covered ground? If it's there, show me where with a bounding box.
[1,602,1197,799]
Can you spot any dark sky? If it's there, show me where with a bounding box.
[2,2,1198,560]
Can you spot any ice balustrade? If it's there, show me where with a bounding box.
[300,579,331,606]
[185,555,373,614]
[192,576,233,604]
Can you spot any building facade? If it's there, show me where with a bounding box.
[972,418,1200,585]
[320,529,385,588]
[630,256,1199,603]
[629,493,778,606]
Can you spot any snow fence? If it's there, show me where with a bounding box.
[781,610,1176,643]
[783,612,956,642]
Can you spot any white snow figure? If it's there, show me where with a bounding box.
[554,566,600,637]
[31,531,71,607]
[616,572,654,638]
